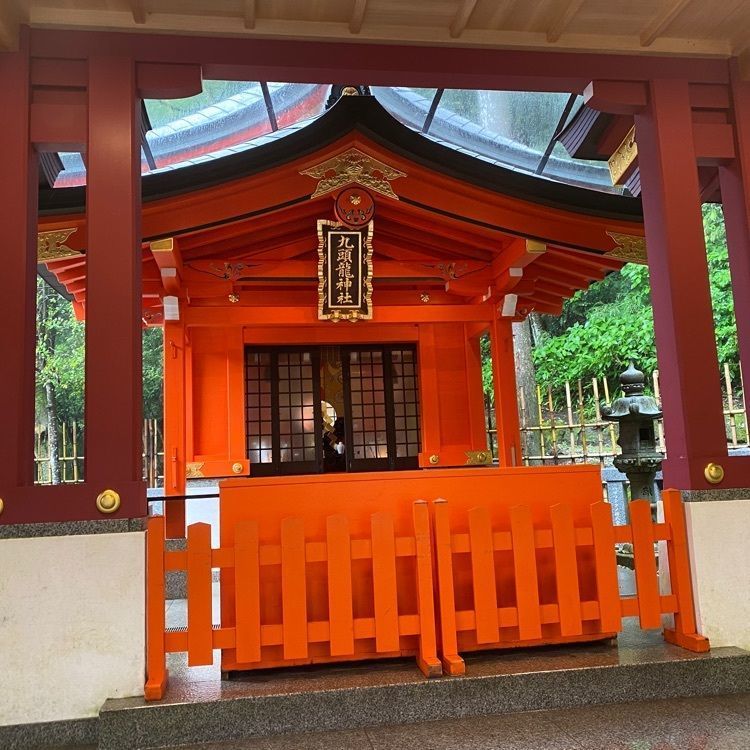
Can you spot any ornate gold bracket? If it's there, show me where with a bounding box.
[186,462,205,479]
[301,147,406,199]
[465,450,493,466]
[608,126,637,185]
[605,232,647,265]
[38,228,81,262]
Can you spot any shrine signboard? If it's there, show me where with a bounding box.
[317,219,373,321]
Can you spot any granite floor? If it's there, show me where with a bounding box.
[63,692,750,749]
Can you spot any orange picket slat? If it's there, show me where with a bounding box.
[630,500,662,629]
[412,501,442,677]
[510,505,542,640]
[432,499,463,674]
[550,503,583,636]
[371,512,401,653]
[326,514,354,657]
[468,506,500,644]
[234,520,261,663]
[590,502,622,633]
[145,515,168,700]
[281,516,308,660]
[187,522,214,666]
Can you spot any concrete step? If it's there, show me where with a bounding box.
[98,623,750,750]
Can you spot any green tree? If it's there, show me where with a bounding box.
[530,204,735,387]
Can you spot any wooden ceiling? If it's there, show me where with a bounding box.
[2,0,749,61]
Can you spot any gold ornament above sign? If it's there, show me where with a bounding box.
[605,232,647,265]
[38,228,81,262]
[301,147,406,200]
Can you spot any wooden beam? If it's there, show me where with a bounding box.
[546,0,586,43]
[130,0,147,25]
[491,237,546,277]
[350,0,367,34]
[184,303,493,326]
[640,0,693,47]
[151,237,183,295]
[244,0,256,30]
[585,80,648,115]
[450,0,479,39]
[0,0,22,51]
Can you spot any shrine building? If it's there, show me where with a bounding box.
[1,3,750,747]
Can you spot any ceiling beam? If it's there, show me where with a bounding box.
[450,0,479,39]
[640,0,693,47]
[546,0,586,43]
[350,0,368,34]
[130,0,146,25]
[244,0,256,30]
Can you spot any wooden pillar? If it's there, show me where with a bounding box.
[635,79,727,489]
[417,324,442,465]
[0,30,37,490]
[491,318,521,467]
[163,320,187,537]
[720,67,750,395]
[85,55,146,516]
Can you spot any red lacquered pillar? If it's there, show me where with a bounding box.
[85,54,146,516]
[163,319,186,537]
[490,317,521,467]
[0,30,38,491]
[720,67,750,395]
[635,79,727,489]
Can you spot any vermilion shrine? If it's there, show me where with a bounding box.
[1,11,750,746]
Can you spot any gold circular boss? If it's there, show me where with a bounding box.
[96,489,121,514]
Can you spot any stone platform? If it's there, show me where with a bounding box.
[95,621,750,750]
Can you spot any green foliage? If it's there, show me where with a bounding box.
[36,279,164,423]
[480,333,494,401]
[532,204,736,386]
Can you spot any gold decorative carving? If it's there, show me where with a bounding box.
[606,232,648,265]
[608,126,637,185]
[704,462,725,485]
[465,450,493,466]
[96,489,121,514]
[301,147,406,199]
[186,462,205,479]
[38,228,81,262]
[429,454,440,465]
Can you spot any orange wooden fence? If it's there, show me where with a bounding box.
[432,489,708,676]
[145,483,707,700]
[146,501,440,700]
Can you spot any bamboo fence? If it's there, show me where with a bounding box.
[486,364,747,465]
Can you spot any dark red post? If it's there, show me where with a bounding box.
[0,29,38,491]
[85,54,146,516]
[635,79,728,489]
[720,67,750,396]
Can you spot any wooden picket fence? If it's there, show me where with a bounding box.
[146,501,440,700]
[486,363,747,464]
[432,490,707,675]
[145,490,707,698]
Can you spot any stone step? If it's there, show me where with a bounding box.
[98,624,750,750]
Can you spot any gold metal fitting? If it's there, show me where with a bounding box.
[228,293,240,303]
[232,462,243,474]
[0,497,4,517]
[96,489,121,514]
[704,462,724,485]
[420,292,431,303]
[429,454,440,465]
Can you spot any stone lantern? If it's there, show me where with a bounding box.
[602,362,663,518]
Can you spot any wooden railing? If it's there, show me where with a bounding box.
[145,485,707,698]
[486,363,747,464]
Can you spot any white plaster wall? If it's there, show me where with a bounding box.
[0,532,145,725]
[685,499,750,651]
